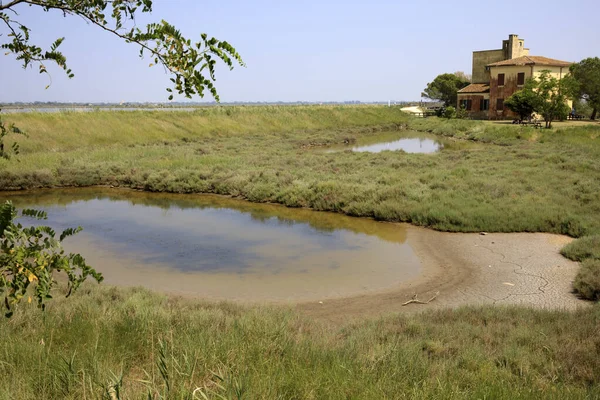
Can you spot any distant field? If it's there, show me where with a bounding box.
[2,105,600,237]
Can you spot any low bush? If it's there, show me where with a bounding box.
[573,259,600,300]
[561,235,600,261]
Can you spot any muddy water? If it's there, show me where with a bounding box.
[325,131,476,153]
[3,188,422,302]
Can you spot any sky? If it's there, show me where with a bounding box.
[1,0,598,103]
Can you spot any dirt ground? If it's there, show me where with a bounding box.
[297,226,587,323]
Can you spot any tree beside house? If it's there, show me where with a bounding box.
[456,34,572,120]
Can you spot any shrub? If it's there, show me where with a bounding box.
[443,106,456,119]
[573,259,600,300]
[0,202,103,317]
[456,104,469,119]
[561,235,600,261]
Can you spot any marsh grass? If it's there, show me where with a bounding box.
[1,284,599,399]
[2,108,600,397]
[573,259,600,301]
[2,107,599,238]
[561,236,600,300]
[561,236,600,262]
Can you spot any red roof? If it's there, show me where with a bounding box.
[458,83,490,94]
[487,56,572,67]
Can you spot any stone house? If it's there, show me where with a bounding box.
[457,34,572,119]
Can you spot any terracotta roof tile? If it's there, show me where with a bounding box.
[458,83,490,93]
[487,56,572,67]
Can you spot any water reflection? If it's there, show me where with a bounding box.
[2,188,420,301]
[324,131,476,154]
[352,137,441,153]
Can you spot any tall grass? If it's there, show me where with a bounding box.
[3,107,600,295]
[562,235,600,300]
[1,284,599,399]
[2,105,408,153]
[2,108,600,397]
[2,107,599,238]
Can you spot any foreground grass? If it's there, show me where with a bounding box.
[1,284,599,399]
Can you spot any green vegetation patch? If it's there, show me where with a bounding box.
[2,107,600,238]
[561,235,600,261]
[573,259,600,301]
[1,284,599,399]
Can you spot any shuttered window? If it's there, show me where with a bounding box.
[460,99,473,111]
[496,98,504,111]
[498,73,505,86]
[517,72,525,85]
[481,99,489,111]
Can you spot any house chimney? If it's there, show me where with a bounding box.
[506,34,525,59]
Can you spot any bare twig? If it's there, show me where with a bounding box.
[402,291,440,306]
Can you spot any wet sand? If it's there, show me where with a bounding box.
[298,226,585,322]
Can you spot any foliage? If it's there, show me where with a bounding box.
[567,57,600,120]
[0,201,103,317]
[1,0,242,317]
[0,110,26,159]
[1,284,600,398]
[562,235,600,302]
[0,0,244,101]
[561,235,600,262]
[535,70,572,128]
[443,106,456,119]
[422,73,470,106]
[453,70,472,83]
[573,259,600,301]
[512,71,572,128]
[504,81,539,120]
[572,98,594,118]
[456,104,469,119]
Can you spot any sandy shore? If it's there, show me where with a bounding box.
[298,226,586,322]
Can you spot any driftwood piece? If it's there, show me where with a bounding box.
[402,291,440,306]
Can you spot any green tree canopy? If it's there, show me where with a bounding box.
[504,79,540,121]
[422,72,470,107]
[0,0,245,101]
[534,70,572,128]
[568,57,600,120]
[511,71,572,128]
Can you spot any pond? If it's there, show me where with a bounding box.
[2,188,422,302]
[324,131,475,154]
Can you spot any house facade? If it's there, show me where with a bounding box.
[457,35,572,119]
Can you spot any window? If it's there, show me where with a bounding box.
[517,72,525,86]
[481,99,489,111]
[496,98,504,111]
[460,99,472,111]
[498,73,505,86]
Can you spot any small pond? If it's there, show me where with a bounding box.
[325,131,475,154]
[2,188,421,302]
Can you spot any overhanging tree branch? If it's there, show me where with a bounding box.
[1,0,245,101]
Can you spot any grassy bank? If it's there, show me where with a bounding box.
[2,106,600,295]
[2,107,600,397]
[2,106,600,237]
[1,284,599,399]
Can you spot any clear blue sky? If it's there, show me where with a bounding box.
[1,0,598,103]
